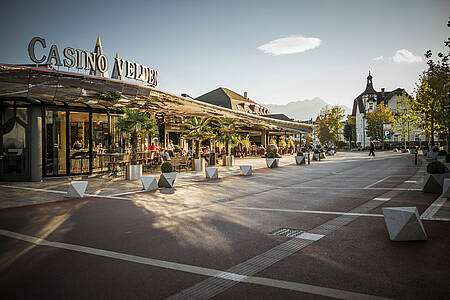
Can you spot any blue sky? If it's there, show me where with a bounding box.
[0,0,448,108]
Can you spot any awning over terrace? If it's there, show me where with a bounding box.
[0,64,313,133]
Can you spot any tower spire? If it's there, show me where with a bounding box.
[91,34,108,77]
[364,71,376,94]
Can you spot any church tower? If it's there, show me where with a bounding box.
[363,71,377,113]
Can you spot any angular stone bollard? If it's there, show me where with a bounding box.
[67,181,88,198]
[443,178,450,198]
[382,207,427,241]
[240,165,252,176]
[205,167,218,179]
[158,172,177,188]
[422,173,444,193]
[266,158,279,168]
[295,156,305,165]
[141,176,158,191]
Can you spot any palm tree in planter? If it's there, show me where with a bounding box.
[115,108,155,180]
[215,118,239,166]
[182,116,214,171]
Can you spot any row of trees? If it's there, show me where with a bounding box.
[115,110,248,162]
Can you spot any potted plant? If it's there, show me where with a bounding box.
[158,162,177,188]
[319,148,326,159]
[437,150,447,163]
[295,151,305,165]
[429,146,439,159]
[266,152,279,168]
[313,149,320,161]
[422,161,449,193]
[182,116,214,171]
[115,108,155,180]
[215,118,238,166]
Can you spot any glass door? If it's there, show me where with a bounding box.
[45,110,67,176]
[69,111,90,174]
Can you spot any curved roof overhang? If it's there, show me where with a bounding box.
[0,64,313,133]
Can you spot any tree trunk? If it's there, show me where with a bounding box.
[195,140,200,159]
[225,141,229,156]
[131,131,138,165]
[430,115,435,146]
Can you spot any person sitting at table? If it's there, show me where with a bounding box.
[73,139,82,150]
[161,148,171,162]
[149,142,159,151]
[115,142,122,153]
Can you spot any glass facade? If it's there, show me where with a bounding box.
[0,102,29,180]
[44,108,111,176]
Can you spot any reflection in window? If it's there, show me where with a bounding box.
[69,111,90,173]
[92,113,109,172]
[45,110,67,175]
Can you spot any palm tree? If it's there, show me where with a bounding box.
[215,118,239,156]
[115,108,155,165]
[182,116,214,159]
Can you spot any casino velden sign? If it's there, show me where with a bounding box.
[28,37,158,87]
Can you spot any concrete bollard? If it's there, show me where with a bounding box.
[67,181,88,198]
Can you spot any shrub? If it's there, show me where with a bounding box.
[432,147,439,152]
[297,152,304,156]
[427,161,447,174]
[446,153,450,163]
[161,162,173,173]
[438,150,447,156]
[174,145,181,153]
[266,152,276,158]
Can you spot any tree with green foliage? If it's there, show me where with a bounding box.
[366,103,395,149]
[317,105,345,145]
[115,108,155,165]
[182,116,214,159]
[395,91,419,149]
[343,115,356,149]
[214,118,239,156]
[413,18,450,147]
[413,77,447,146]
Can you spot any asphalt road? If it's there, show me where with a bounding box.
[0,152,448,299]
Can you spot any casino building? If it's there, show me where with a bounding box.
[0,36,312,182]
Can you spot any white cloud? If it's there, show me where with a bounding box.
[392,49,422,64]
[373,56,384,61]
[257,35,322,56]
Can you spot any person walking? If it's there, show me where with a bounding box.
[369,141,375,157]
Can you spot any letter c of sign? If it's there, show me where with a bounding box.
[28,37,47,64]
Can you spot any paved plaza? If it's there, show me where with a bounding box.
[0,151,449,299]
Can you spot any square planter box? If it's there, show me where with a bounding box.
[295,155,305,165]
[222,155,234,166]
[126,164,142,180]
[158,172,177,188]
[313,153,320,161]
[266,158,279,168]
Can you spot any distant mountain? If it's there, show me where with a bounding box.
[265,97,351,121]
